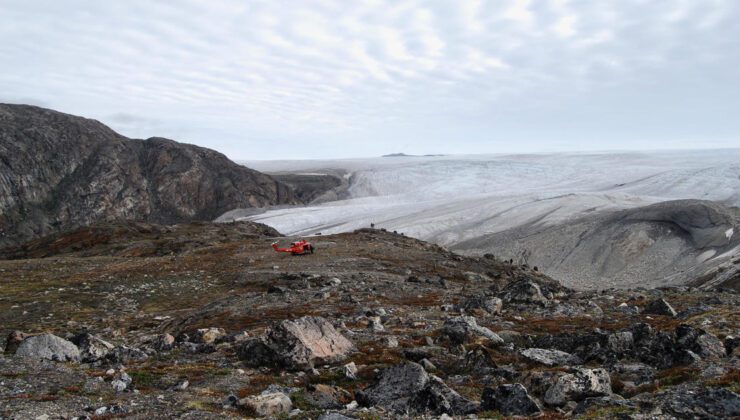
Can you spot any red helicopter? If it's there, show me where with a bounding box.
[271,239,314,255]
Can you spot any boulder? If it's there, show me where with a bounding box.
[105,345,149,364]
[675,324,726,360]
[481,384,542,417]
[356,362,476,415]
[71,333,115,363]
[193,327,226,344]
[239,392,292,417]
[15,333,80,362]
[520,348,581,367]
[303,384,353,409]
[606,331,633,356]
[239,316,353,369]
[440,316,503,345]
[642,298,677,317]
[458,295,503,315]
[544,368,612,406]
[500,279,549,305]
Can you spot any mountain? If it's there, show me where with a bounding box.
[0,104,297,247]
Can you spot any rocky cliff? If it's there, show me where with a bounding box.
[0,104,297,247]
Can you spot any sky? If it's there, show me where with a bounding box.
[1,0,739,159]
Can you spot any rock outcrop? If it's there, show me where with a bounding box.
[0,104,297,247]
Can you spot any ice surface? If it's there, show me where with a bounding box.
[237,150,740,246]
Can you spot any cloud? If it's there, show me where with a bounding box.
[0,0,738,159]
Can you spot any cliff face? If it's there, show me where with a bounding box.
[0,104,296,246]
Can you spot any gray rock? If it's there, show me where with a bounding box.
[500,279,549,305]
[356,362,477,415]
[544,368,612,406]
[481,383,542,417]
[72,333,114,363]
[642,298,677,317]
[606,331,634,355]
[192,327,226,344]
[239,392,292,417]
[111,379,127,393]
[15,333,80,362]
[520,348,581,367]
[239,316,354,370]
[317,413,356,420]
[440,316,504,345]
[675,324,726,360]
[458,295,503,315]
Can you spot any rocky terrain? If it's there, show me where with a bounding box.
[0,104,298,248]
[1,222,738,419]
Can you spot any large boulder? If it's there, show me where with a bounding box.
[239,316,353,370]
[481,384,542,417]
[544,368,612,406]
[500,279,549,305]
[356,362,477,415]
[675,325,726,360]
[642,298,677,317]
[520,348,581,367]
[15,334,80,362]
[440,316,503,345]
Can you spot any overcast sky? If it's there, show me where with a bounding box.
[1,0,738,159]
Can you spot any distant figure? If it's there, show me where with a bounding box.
[370,223,375,229]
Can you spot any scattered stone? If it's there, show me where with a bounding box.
[642,298,677,317]
[544,368,612,406]
[344,362,358,379]
[152,333,175,351]
[239,392,293,417]
[440,316,503,345]
[520,348,581,367]
[675,324,726,360]
[481,383,542,417]
[15,333,80,362]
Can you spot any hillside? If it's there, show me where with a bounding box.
[0,104,297,247]
[0,222,737,418]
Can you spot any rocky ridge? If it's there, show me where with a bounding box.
[0,104,297,247]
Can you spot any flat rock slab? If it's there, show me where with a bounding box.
[520,348,581,367]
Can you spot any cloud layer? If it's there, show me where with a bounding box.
[1,0,738,158]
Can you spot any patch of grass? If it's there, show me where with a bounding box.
[704,369,740,393]
[577,405,636,419]
[476,411,504,419]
